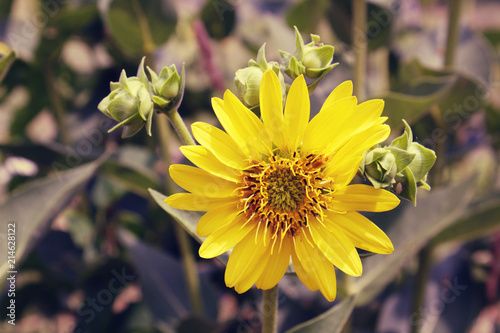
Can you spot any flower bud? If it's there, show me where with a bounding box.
[388,120,437,204]
[234,43,286,109]
[147,64,182,109]
[98,57,154,138]
[280,26,337,79]
[363,148,398,188]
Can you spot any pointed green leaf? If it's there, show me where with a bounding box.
[387,147,416,172]
[406,143,437,182]
[396,167,417,205]
[101,159,160,197]
[350,176,476,306]
[286,296,356,333]
[0,159,104,281]
[432,192,500,246]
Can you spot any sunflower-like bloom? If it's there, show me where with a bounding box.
[166,70,400,301]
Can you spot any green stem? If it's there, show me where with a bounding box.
[262,286,279,333]
[166,109,196,146]
[352,0,367,102]
[133,0,202,316]
[45,62,72,147]
[444,0,463,67]
[156,115,203,316]
[410,246,433,333]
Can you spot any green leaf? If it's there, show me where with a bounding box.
[101,0,176,55]
[431,192,500,246]
[406,142,437,181]
[396,167,417,205]
[286,0,328,34]
[285,296,356,333]
[386,147,415,173]
[117,229,218,327]
[0,159,103,281]
[149,189,204,244]
[350,176,476,306]
[149,189,230,266]
[0,42,16,84]
[101,159,160,197]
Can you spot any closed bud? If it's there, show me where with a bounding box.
[280,27,337,79]
[363,148,398,188]
[98,57,154,138]
[234,43,286,108]
[387,120,437,204]
[148,63,185,114]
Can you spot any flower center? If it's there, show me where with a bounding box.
[265,166,305,212]
[238,152,332,239]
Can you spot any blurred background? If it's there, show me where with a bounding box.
[0,0,500,332]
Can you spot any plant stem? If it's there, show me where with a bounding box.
[165,109,196,146]
[410,246,433,333]
[155,114,203,316]
[352,0,367,102]
[133,0,203,316]
[45,63,72,147]
[444,0,463,67]
[262,286,279,333]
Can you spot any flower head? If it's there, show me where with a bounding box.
[166,70,399,301]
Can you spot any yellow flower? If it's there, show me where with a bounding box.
[166,70,400,301]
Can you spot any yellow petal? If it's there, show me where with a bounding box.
[301,96,357,153]
[180,145,241,182]
[191,122,247,170]
[325,211,394,254]
[291,250,319,291]
[333,184,400,212]
[330,124,390,165]
[225,226,271,293]
[255,236,292,290]
[165,193,238,211]
[326,99,385,153]
[222,90,273,156]
[323,155,364,188]
[293,232,337,301]
[197,202,241,237]
[199,214,255,258]
[309,221,362,276]
[170,164,237,198]
[260,70,286,150]
[284,75,309,151]
[319,80,353,112]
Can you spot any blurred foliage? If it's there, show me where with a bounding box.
[1,0,500,332]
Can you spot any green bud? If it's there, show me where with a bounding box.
[388,119,437,205]
[234,43,286,108]
[98,57,154,138]
[280,26,337,79]
[362,146,416,189]
[148,63,185,114]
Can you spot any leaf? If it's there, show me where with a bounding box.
[149,189,230,266]
[100,0,176,55]
[350,176,476,306]
[286,0,328,34]
[117,229,217,326]
[101,159,160,197]
[431,192,500,246]
[149,189,204,244]
[285,296,356,333]
[0,42,16,84]
[327,1,392,50]
[0,159,103,280]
